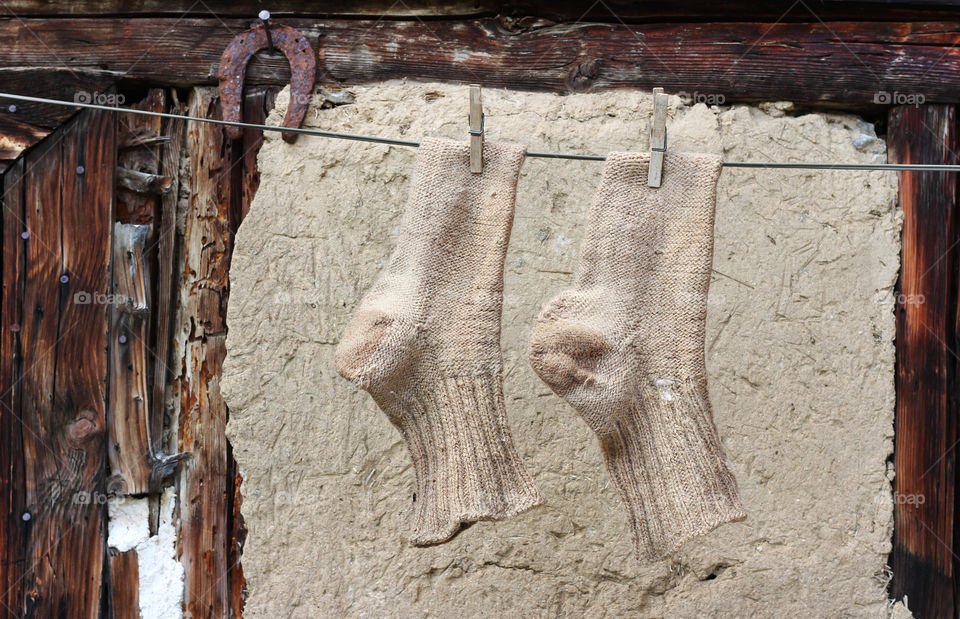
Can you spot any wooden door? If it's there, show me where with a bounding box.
[1,107,115,617]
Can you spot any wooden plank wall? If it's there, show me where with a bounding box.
[7,0,960,20]
[889,105,960,619]
[0,108,115,616]
[0,82,273,616]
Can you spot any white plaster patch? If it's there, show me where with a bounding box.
[107,495,149,552]
[108,488,184,619]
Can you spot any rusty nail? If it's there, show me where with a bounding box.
[259,10,275,55]
[9,324,19,333]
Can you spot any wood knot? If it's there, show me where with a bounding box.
[564,57,601,92]
[68,410,100,443]
[106,474,127,495]
[495,15,556,34]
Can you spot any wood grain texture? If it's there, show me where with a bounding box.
[889,104,959,619]
[0,18,954,99]
[16,107,114,618]
[2,0,958,20]
[1,17,959,164]
[116,89,165,223]
[0,158,26,618]
[107,549,139,619]
[0,68,116,165]
[174,88,232,619]
[238,88,279,223]
[108,223,153,496]
[148,96,186,538]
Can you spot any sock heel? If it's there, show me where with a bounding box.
[528,316,608,395]
[335,308,415,388]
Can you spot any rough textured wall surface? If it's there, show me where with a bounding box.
[222,83,903,617]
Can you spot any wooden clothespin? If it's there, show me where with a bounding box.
[469,84,484,174]
[648,87,668,187]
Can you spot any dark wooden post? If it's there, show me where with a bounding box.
[889,104,959,619]
[175,88,233,619]
[1,158,27,618]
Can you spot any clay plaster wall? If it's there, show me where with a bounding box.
[222,83,904,617]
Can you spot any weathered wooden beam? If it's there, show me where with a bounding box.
[228,450,246,619]
[0,68,118,164]
[174,87,232,619]
[116,89,166,223]
[107,549,139,619]
[1,0,958,20]
[149,93,186,535]
[237,87,279,223]
[108,223,154,496]
[0,18,955,100]
[2,17,959,166]
[0,158,26,618]
[889,104,959,619]
[116,166,173,196]
[18,107,114,617]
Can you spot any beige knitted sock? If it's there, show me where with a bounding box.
[529,151,745,561]
[336,137,543,546]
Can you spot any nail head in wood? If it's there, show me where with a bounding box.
[648,87,667,188]
[469,84,483,174]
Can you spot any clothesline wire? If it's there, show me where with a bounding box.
[2,92,958,172]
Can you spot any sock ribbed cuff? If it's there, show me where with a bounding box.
[391,374,544,546]
[599,376,745,561]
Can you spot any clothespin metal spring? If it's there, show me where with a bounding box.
[469,85,484,174]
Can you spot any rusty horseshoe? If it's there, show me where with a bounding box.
[217,22,317,143]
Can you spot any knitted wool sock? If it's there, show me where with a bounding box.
[529,151,745,561]
[336,137,543,546]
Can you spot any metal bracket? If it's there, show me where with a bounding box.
[468,112,485,136]
[217,20,317,143]
[648,87,668,187]
[469,85,484,173]
[650,126,667,152]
